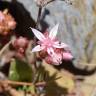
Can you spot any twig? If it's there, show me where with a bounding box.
[36,7,42,29]
[42,0,55,7]
[0,80,46,87]
[0,80,33,86]
[0,76,61,87]
[35,0,72,7]
[32,6,43,75]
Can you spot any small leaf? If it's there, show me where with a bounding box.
[8,59,33,82]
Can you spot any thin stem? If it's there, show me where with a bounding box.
[43,0,54,6]
[1,79,96,89]
[33,7,43,71]
[0,80,46,87]
[36,7,42,29]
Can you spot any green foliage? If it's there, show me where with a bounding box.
[27,85,36,94]
[8,59,33,82]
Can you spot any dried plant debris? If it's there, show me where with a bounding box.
[34,0,73,7]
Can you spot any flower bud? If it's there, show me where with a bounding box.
[12,37,29,58]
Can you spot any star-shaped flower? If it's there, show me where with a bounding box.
[31,24,68,56]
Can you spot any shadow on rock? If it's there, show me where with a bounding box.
[55,60,96,76]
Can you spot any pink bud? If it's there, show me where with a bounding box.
[13,37,28,48]
[63,52,73,61]
[12,37,29,57]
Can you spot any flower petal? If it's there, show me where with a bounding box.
[31,28,45,41]
[49,24,59,39]
[51,53,62,65]
[32,45,44,52]
[53,42,68,48]
[47,48,55,56]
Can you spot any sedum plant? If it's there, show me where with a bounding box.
[0,0,75,96]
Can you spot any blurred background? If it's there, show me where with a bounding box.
[1,0,96,95]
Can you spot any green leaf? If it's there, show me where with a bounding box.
[8,59,33,82]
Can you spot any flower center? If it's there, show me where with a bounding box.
[42,38,54,47]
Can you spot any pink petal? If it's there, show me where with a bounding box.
[31,28,45,41]
[32,45,45,52]
[45,54,62,65]
[49,24,59,39]
[51,53,62,65]
[53,42,68,48]
[53,57,62,65]
[63,52,73,60]
[47,48,55,56]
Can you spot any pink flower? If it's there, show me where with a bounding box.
[31,24,73,65]
[31,24,68,56]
